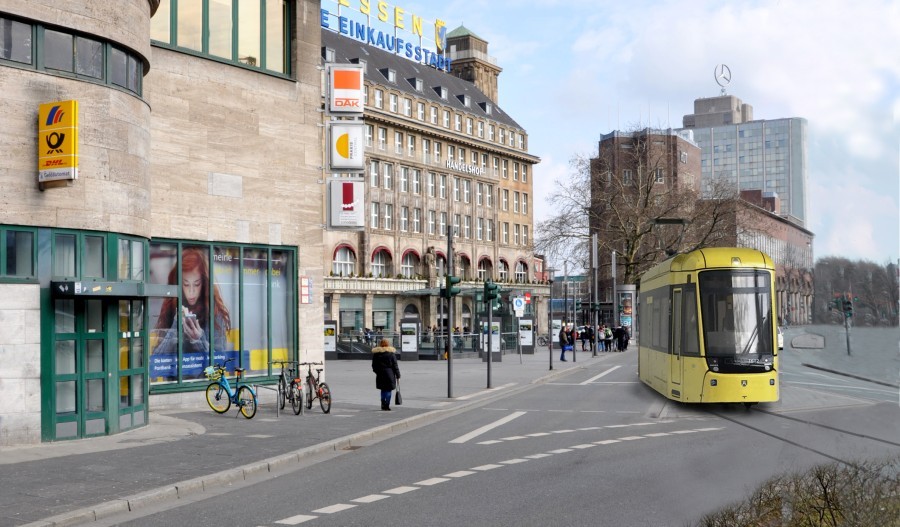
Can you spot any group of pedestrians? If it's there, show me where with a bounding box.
[558,322,630,361]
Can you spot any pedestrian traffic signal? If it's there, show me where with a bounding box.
[843,299,853,318]
[444,275,461,298]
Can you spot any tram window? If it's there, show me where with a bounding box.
[682,289,700,356]
[700,270,772,356]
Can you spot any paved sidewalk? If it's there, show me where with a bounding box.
[1,348,609,527]
[3,326,896,527]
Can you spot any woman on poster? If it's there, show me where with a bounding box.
[153,247,232,360]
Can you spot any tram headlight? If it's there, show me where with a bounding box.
[770,378,775,385]
[707,357,719,372]
[710,379,717,387]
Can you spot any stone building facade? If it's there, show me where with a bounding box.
[0,0,324,444]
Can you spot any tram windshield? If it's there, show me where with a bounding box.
[699,270,774,357]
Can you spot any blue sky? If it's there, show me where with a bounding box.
[330,0,900,264]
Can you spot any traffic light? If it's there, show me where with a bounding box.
[484,280,499,301]
[843,299,853,318]
[444,274,461,298]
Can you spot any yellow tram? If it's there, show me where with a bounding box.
[638,247,779,405]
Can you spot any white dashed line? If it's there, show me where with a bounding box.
[525,453,552,459]
[472,463,504,471]
[526,432,551,437]
[415,477,450,486]
[548,448,573,454]
[500,458,529,464]
[670,430,698,434]
[644,432,671,437]
[450,411,527,444]
[594,440,620,445]
[352,494,390,504]
[500,435,527,441]
[571,444,596,449]
[477,440,503,445]
[551,429,575,434]
[578,426,602,431]
[444,470,476,478]
[312,504,356,514]
[618,436,645,441]
[275,514,317,525]
[383,486,419,495]
[579,365,622,385]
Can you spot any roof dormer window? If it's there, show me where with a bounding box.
[435,86,448,100]
[324,47,335,62]
[351,57,367,73]
[408,77,423,92]
[380,68,396,82]
[458,94,470,107]
[479,101,493,115]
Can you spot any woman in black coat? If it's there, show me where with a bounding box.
[371,338,401,410]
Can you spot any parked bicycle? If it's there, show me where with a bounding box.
[272,360,304,415]
[300,361,331,413]
[204,358,258,419]
[537,334,551,347]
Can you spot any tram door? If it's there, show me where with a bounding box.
[670,289,683,386]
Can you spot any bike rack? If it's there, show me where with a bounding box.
[254,384,280,417]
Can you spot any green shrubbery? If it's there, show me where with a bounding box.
[697,456,899,527]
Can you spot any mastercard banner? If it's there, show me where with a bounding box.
[327,64,364,115]
[327,121,365,171]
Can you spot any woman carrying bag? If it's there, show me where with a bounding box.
[371,338,401,411]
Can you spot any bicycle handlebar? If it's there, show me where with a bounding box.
[298,361,324,366]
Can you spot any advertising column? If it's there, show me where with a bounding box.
[399,318,419,361]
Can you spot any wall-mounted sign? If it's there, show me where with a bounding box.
[327,64,365,114]
[328,121,365,171]
[328,179,365,229]
[321,1,451,72]
[38,100,79,182]
[446,159,485,175]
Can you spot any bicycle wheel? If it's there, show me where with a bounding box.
[206,382,230,414]
[278,377,286,410]
[237,385,257,419]
[318,382,331,414]
[306,378,314,409]
[290,381,303,415]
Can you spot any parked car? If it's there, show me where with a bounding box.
[777,326,784,350]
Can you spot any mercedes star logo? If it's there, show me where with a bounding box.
[715,64,732,88]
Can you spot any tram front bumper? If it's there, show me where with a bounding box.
[701,371,779,403]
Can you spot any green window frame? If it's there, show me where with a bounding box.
[0,226,38,282]
[0,13,144,96]
[147,240,297,391]
[151,0,292,77]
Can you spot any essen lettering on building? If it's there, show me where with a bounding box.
[321,0,452,72]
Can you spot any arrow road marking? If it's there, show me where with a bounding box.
[579,365,622,385]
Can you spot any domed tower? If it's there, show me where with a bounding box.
[446,25,502,103]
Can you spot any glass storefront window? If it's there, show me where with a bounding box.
[54,234,76,277]
[271,249,294,365]
[242,247,268,376]
[86,379,105,411]
[84,236,105,278]
[55,340,76,375]
[86,340,103,372]
[55,299,75,333]
[56,381,76,414]
[5,230,34,277]
[213,245,240,366]
[86,299,103,333]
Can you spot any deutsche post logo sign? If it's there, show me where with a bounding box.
[38,100,79,182]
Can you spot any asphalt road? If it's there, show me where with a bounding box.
[97,351,900,527]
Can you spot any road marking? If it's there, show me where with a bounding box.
[275,514,317,525]
[526,453,552,459]
[449,411,527,443]
[551,429,575,434]
[548,448,573,454]
[500,435,527,441]
[455,383,517,400]
[500,458,529,464]
[571,444,596,449]
[527,432,551,437]
[477,440,504,445]
[312,504,356,514]
[383,486,419,495]
[415,477,450,486]
[618,436,645,441]
[644,432,671,437]
[444,470,476,478]
[352,494,389,503]
[578,426,602,431]
[247,434,273,439]
[472,463,504,471]
[580,366,622,385]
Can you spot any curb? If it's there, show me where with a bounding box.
[26,360,599,526]
[801,363,900,389]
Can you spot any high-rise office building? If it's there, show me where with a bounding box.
[679,95,809,227]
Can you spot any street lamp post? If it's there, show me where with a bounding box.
[547,267,556,370]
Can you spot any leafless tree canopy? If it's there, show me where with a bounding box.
[536,129,740,285]
[813,257,899,326]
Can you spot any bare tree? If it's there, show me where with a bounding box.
[536,128,740,286]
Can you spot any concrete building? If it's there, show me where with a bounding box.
[319,23,546,354]
[0,0,324,445]
[679,95,809,227]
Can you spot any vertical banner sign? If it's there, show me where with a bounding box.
[327,65,364,115]
[324,322,337,353]
[329,179,365,228]
[38,100,79,182]
[328,121,365,171]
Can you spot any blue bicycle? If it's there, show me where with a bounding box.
[204,358,258,419]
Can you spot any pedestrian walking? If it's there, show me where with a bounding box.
[580,326,589,351]
[558,323,571,362]
[371,338,401,411]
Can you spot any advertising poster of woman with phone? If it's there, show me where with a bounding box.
[152,246,232,380]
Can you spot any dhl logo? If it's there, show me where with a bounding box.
[44,159,65,167]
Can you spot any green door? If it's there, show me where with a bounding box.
[116,299,148,431]
[52,298,109,439]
